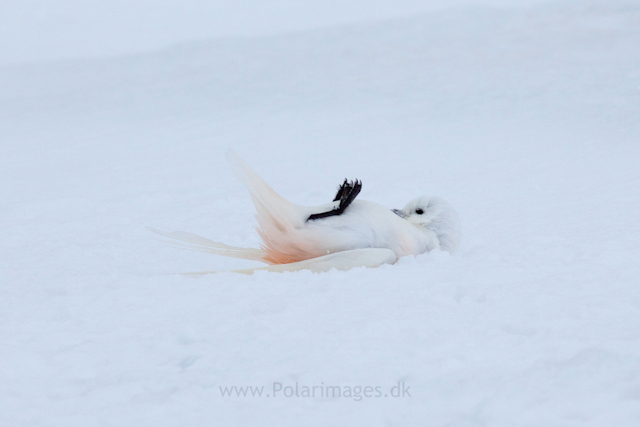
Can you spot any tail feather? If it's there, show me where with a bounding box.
[148,227,267,263]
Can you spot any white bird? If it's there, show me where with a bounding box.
[151,151,460,274]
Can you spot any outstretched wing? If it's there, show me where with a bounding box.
[148,227,267,263]
[307,179,362,221]
[180,248,396,275]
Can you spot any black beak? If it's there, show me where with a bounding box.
[392,209,406,218]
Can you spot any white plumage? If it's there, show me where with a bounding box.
[151,151,460,274]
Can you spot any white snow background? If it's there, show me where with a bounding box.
[2,0,640,425]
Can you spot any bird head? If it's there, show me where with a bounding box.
[392,196,461,252]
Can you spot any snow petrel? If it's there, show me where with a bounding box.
[150,151,460,274]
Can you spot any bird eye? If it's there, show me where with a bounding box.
[416,209,424,215]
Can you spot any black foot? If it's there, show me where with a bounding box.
[307,179,362,221]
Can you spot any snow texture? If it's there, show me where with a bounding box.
[1,0,640,425]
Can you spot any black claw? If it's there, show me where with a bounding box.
[333,178,349,202]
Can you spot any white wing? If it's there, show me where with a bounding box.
[180,248,396,275]
[226,150,337,264]
[148,227,267,262]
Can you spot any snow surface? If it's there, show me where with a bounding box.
[1,0,554,66]
[2,0,640,425]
